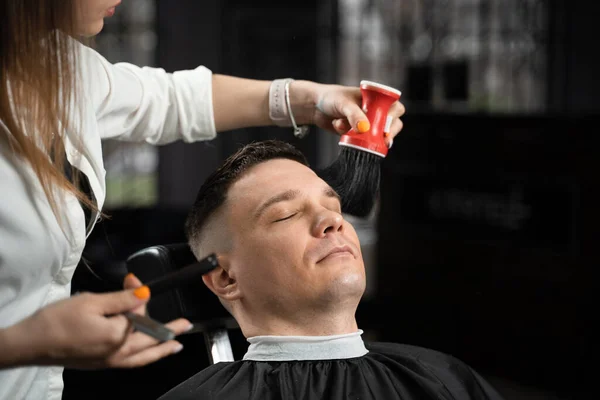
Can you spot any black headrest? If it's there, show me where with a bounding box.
[126,243,234,328]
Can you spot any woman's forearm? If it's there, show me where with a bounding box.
[211,74,318,132]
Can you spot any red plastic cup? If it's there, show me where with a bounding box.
[338,80,402,158]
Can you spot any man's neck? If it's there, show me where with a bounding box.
[239,311,359,338]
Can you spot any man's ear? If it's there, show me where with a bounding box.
[202,254,241,301]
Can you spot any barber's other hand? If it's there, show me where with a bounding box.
[14,284,192,369]
[294,81,405,148]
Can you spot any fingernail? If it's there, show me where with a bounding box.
[357,120,370,133]
[384,115,394,134]
[133,285,150,299]
[173,343,184,354]
[388,140,394,150]
[125,273,136,281]
[184,323,194,332]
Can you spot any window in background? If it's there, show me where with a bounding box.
[338,0,548,112]
[94,0,159,208]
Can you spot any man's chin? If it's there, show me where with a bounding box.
[327,268,366,297]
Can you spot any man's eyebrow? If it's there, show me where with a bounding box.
[324,186,341,204]
[254,189,301,219]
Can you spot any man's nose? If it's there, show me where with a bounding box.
[312,209,344,237]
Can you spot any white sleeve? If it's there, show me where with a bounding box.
[79,43,217,144]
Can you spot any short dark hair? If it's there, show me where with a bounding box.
[185,140,309,248]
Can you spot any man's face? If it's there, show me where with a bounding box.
[223,159,366,318]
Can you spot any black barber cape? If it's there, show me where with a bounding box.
[159,330,504,400]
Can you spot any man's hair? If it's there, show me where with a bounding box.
[185,140,309,251]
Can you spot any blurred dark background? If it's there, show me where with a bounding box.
[63,0,598,399]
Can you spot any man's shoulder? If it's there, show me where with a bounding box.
[366,341,459,365]
[365,341,504,399]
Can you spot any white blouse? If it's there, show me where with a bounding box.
[0,40,217,400]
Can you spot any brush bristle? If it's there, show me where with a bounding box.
[318,147,382,217]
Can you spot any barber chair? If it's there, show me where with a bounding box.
[126,243,238,364]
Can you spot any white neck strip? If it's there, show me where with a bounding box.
[243,330,368,361]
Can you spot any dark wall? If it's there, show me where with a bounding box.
[157,0,330,210]
[547,1,600,113]
[214,0,323,165]
[376,113,596,399]
[156,0,224,210]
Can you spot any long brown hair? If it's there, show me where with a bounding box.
[0,0,97,222]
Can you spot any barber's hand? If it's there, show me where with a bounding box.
[307,82,405,148]
[16,283,192,369]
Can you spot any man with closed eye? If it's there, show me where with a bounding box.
[159,140,504,400]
